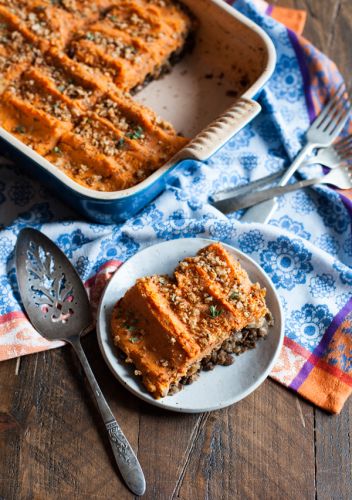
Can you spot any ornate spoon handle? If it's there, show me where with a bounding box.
[69,336,146,496]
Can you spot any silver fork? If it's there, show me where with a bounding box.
[305,134,352,166]
[241,83,351,223]
[214,165,352,213]
[212,133,352,203]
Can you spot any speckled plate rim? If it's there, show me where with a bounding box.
[96,238,284,413]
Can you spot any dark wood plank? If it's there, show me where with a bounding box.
[0,358,21,500]
[274,0,352,89]
[0,335,140,499]
[315,405,352,500]
[174,381,315,500]
[137,405,201,500]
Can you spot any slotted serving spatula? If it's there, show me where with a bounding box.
[15,228,146,496]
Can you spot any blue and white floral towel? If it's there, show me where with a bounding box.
[0,0,351,413]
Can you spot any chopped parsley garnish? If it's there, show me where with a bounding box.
[229,291,240,300]
[53,146,61,154]
[209,305,222,318]
[13,125,26,134]
[57,84,66,93]
[86,32,96,41]
[124,320,137,331]
[108,15,118,22]
[126,125,144,140]
[129,336,141,344]
[116,137,125,149]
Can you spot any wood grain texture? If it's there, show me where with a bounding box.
[0,1,352,499]
[175,383,315,500]
[315,404,352,500]
[273,0,352,90]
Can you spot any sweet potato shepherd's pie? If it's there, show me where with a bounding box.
[0,0,194,191]
[111,243,274,399]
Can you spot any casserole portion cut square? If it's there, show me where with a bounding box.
[2,1,82,51]
[35,0,108,24]
[67,0,194,92]
[0,98,71,155]
[67,27,149,92]
[31,49,105,111]
[0,7,40,93]
[1,0,111,29]
[0,68,82,153]
[45,92,188,191]
[111,243,272,399]
[92,92,188,166]
[45,113,170,191]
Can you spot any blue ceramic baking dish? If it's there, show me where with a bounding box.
[0,0,276,223]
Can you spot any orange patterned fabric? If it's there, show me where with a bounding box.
[270,6,307,35]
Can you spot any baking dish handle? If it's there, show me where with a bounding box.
[179,97,261,162]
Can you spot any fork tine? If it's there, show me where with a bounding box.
[321,90,349,131]
[325,102,351,136]
[338,149,352,160]
[314,82,346,128]
[335,142,352,154]
[336,142,352,156]
[334,134,352,150]
[334,134,352,149]
[336,132,352,143]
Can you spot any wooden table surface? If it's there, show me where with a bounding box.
[1,1,352,499]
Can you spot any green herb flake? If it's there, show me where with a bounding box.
[116,137,125,149]
[229,291,240,301]
[13,125,26,134]
[126,125,144,140]
[108,15,118,22]
[115,306,123,318]
[129,336,141,344]
[53,146,61,154]
[124,320,137,331]
[86,32,95,41]
[209,305,222,318]
[57,84,66,93]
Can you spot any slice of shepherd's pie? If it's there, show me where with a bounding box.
[110,243,273,399]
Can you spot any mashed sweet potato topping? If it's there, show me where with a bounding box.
[111,243,272,399]
[0,0,193,190]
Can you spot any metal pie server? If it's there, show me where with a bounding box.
[15,228,146,496]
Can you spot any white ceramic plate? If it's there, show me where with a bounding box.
[97,238,284,413]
